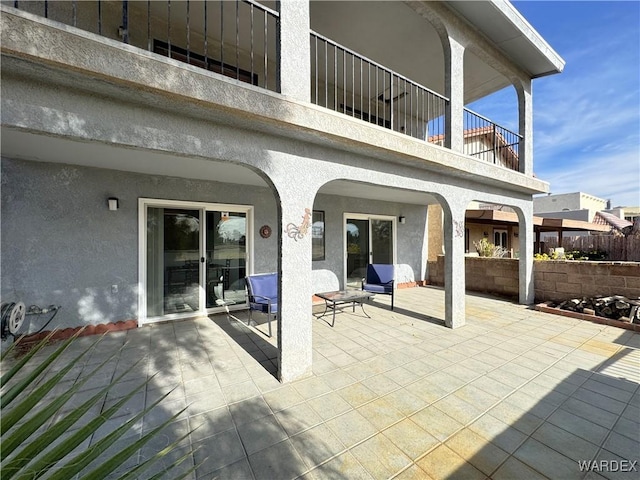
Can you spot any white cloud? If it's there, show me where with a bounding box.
[537,148,640,207]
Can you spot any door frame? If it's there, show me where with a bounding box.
[138,198,254,325]
[343,213,397,287]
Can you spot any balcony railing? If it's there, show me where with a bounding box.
[463,108,521,171]
[310,31,448,144]
[7,1,523,172]
[7,0,280,92]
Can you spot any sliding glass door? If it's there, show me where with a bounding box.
[140,200,252,324]
[345,215,395,287]
[146,208,201,316]
[205,211,247,307]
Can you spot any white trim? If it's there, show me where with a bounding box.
[138,198,253,326]
[343,212,397,287]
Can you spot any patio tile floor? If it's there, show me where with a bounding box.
[5,286,639,479]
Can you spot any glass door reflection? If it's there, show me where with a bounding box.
[206,211,247,307]
[346,219,369,287]
[146,208,201,316]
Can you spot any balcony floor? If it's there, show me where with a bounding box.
[7,287,639,479]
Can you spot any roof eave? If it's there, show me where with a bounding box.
[444,0,566,78]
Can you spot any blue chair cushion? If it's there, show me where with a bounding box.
[250,300,278,313]
[362,283,393,294]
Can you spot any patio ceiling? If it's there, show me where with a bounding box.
[0,129,269,187]
[1,129,438,206]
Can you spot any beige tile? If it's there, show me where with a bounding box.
[432,394,483,425]
[248,439,308,480]
[274,402,323,436]
[416,444,485,480]
[307,391,353,421]
[468,414,527,454]
[189,406,235,442]
[292,376,333,400]
[290,424,346,469]
[325,410,377,448]
[318,369,357,390]
[383,388,431,416]
[383,418,439,460]
[308,451,374,480]
[514,438,583,480]
[357,396,405,430]
[361,372,401,396]
[547,408,609,445]
[220,379,261,404]
[445,428,509,475]
[192,428,246,477]
[534,422,600,464]
[392,464,434,480]
[453,384,500,411]
[404,378,449,404]
[337,382,378,408]
[385,365,422,386]
[410,406,463,442]
[351,434,412,479]
[236,414,288,455]
[492,457,548,480]
[488,402,545,435]
[262,384,305,412]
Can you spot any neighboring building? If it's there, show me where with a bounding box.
[429,124,520,171]
[533,192,635,240]
[622,206,640,224]
[1,1,564,381]
[533,192,608,222]
[463,210,610,256]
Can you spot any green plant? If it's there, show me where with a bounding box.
[473,238,509,258]
[1,331,196,480]
[566,249,607,261]
[347,243,360,254]
[534,249,607,261]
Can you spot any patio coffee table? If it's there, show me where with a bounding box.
[315,290,375,327]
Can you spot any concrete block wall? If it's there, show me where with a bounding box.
[467,257,519,298]
[428,256,519,299]
[427,256,640,302]
[534,261,640,301]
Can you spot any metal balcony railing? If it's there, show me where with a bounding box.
[8,2,524,172]
[463,108,521,171]
[7,0,280,92]
[310,31,448,144]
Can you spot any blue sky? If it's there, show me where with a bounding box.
[469,1,640,208]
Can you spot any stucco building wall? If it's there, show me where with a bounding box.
[1,158,279,329]
[2,158,431,330]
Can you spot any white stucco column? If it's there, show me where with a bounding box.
[442,201,466,328]
[273,185,316,382]
[517,79,533,175]
[517,204,535,304]
[444,37,465,153]
[278,0,310,102]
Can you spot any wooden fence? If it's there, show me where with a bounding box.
[544,236,640,262]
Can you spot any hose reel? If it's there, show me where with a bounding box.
[1,302,26,339]
[1,303,60,340]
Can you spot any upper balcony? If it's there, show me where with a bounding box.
[3,1,563,174]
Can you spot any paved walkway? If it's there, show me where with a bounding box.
[8,287,640,479]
